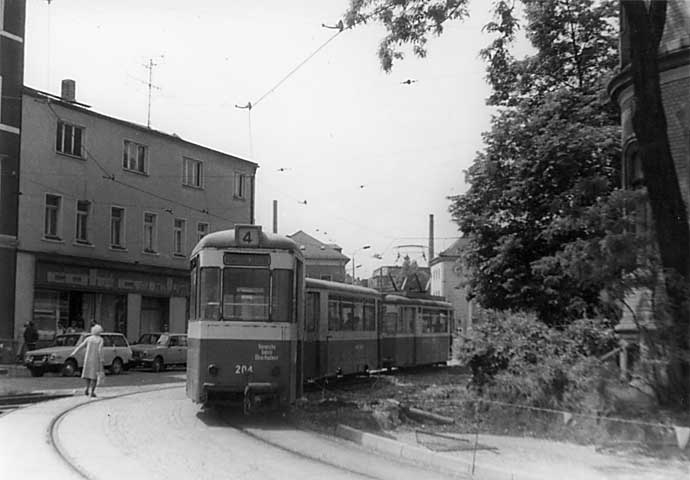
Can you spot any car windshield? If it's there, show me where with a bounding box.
[156,334,170,345]
[136,333,161,345]
[53,334,85,347]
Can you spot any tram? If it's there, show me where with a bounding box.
[187,225,455,413]
[186,225,304,412]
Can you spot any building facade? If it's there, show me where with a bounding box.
[288,231,349,282]
[608,1,689,373]
[0,0,25,345]
[12,82,256,345]
[429,238,473,337]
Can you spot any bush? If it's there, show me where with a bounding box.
[460,311,618,411]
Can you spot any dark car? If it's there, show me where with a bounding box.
[130,333,187,372]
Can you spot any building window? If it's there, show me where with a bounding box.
[110,207,125,249]
[123,140,148,174]
[56,121,84,157]
[143,212,158,253]
[44,194,62,239]
[234,173,251,199]
[197,222,209,242]
[173,218,186,256]
[75,200,90,243]
[183,157,203,188]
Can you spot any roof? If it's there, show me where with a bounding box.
[306,278,380,297]
[288,231,349,262]
[430,237,468,266]
[23,86,258,169]
[191,227,301,257]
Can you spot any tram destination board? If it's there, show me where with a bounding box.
[223,253,271,266]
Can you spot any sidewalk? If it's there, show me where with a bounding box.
[335,425,690,480]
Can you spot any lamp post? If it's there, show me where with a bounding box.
[351,245,371,284]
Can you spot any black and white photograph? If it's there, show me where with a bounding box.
[0,1,689,478]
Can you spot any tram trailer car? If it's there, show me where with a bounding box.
[303,279,380,378]
[380,295,453,369]
[186,225,305,413]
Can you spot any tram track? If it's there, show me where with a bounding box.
[45,385,381,480]
[47,385,182,480]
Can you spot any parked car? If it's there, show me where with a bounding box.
[24,332,133,377]
[130,333,187,372]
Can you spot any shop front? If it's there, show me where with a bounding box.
[15,254,189,345]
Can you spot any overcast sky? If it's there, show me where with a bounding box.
[25,0,498,278]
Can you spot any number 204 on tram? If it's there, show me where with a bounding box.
[186,225,305,412]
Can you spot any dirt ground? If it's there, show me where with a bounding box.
[289,365,690,463]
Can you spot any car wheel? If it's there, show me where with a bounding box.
[110,357,124,375]
[152,356,165,373]
[29,367,44,377]
[62,359,78,377]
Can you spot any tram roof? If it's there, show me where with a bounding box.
[384,294,453,308]
[191,228,301,257]
[306,278,381,297]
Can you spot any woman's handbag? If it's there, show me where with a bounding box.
[96,370,106,386]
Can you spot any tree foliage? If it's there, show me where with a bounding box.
[343,0,469,71]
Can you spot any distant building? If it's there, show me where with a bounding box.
[429,238,473,337]
[10,80,256,346]
[288,231,349,282]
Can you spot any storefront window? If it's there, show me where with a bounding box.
[33,290,69,339]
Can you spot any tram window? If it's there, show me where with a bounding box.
[222,268,269,321]
[328,299,340,331]
[353,303,363,331]
[341,300,355,330]
[363,301,376,331]
[199,267,221,320]
[271,269,294,323]
[421,309,433,333]
[403,307,415,333]
[383,312,398,334]
[306,292,319,332]
[190,265,198,320]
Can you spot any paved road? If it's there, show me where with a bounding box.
[0,365,185,396]
[6,386,459,480]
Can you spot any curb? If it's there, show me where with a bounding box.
[335,425,546,480]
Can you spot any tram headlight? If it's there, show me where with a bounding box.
[208,364,219,377]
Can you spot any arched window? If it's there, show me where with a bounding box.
[623,140,651,233]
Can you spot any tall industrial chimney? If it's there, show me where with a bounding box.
[428,214,434,264]
[272,200,278,234]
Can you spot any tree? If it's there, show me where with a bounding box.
[346,0,689,405]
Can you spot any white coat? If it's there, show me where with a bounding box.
[71,334,104,380]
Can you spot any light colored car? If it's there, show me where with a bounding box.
[130,333,187,372]
[24,332,133,377]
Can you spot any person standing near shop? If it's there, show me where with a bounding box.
[70,324,105,397]
[25,321,39,352]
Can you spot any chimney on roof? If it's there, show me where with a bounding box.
[61,79,76,102]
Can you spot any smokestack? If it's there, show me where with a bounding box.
[61,79,76,102]
[428,214,434,263]
[272,200,278,234]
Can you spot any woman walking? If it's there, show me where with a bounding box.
[71,325,105,397]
